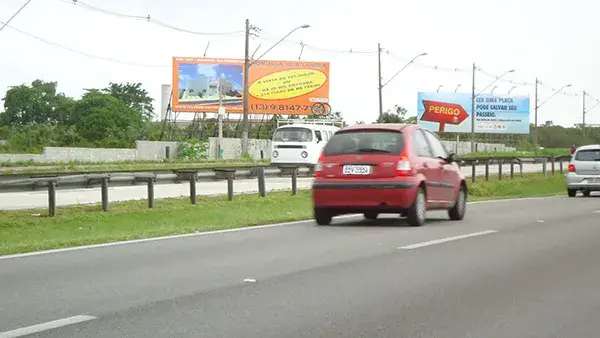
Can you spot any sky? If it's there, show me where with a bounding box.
[1,0,599,127]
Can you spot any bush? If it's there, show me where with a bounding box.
[178,139,208,160]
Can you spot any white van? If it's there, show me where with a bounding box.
[270,119,343,167]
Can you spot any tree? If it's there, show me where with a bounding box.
[72,91,145,147]
[101,82,154,121]
[0,80,75,127]
[377,105,417,124]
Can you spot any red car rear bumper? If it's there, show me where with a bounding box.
[312,178,419,213]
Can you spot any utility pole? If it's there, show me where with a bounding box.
[241,19,251,156]
[583,90,586,142]
[470,62,476,153]
[377,43,383,122]
[533,77,538,149]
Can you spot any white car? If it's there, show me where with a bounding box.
[566,144,600,197]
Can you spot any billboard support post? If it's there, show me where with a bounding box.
[377,43,383,121]
[533,77,538,150]
[241,18,251,157]
[470,62,476,154]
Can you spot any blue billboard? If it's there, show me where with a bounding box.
[417,92,531,134]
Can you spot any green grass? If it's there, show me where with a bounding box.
[0,159,270,175]
[0,173,567,256]
[461,149,570,160]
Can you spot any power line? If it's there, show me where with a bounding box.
[256,31,377,55]
[58,0,245,36]
[0,20,168,68]
[0,0,33,33]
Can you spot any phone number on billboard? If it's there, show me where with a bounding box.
[251,104,310,112]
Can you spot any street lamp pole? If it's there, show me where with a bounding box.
[533,80,571,149]
[241,21,310,156]
[470,65,515,153]
[378,51,427,121]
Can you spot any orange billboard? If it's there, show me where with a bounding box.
[171,57,330,115]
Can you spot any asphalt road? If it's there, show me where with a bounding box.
[0,161,566,210]
[1,195,599,337]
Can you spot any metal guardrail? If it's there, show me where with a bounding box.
[461,155,571,183]
[0,165,312,216]
[0,156,571,217]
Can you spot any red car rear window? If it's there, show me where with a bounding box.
[323,130,405,156]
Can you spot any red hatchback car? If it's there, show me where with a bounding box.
[312,123,467,226]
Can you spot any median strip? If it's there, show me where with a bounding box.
[0,173,566,256]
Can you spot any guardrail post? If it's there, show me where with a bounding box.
[510,161,515,178]
[559,159,563,173]
[101,177,109,212]
[257,166,266,197]
[291,167,298,195]
[542,158,548,177]
[551,157,555,175]
[147,178,154,208]
[498,160,503,180]
[520,162,524,179]
[485,161,490,181]
[190,173,197,205]
[471,162,476,183]
[165,146,170,160]
[48,180,56,217]
[227,172,234,201]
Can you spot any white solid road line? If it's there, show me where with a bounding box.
[399,230,498,250]
[0,315,96,338]
[0,196,561,261]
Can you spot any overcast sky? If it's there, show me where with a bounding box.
[1,0,598,126]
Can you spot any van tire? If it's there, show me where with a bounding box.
[583,189,591,197]
[406,187,426,227]
[314,208,332,226]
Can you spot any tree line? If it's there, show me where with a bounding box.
[0,79,596,154]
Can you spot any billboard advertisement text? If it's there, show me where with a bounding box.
[172,57,330,115]
[417,92,531,134]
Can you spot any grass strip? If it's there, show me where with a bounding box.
[0,160,269,175]
[0,172,566,256]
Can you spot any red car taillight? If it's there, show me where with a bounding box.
[568,164,575,172]
[314,153,324,177]
[396,153,413,176]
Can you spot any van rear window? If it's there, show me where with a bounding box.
[272,127,313,142]
[575,149,600,161]
[323,130,404,156]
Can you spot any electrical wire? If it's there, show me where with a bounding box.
[256,31,377,55]
[0,0,33,33]
[0,21,168,68]
[58,0,245,36]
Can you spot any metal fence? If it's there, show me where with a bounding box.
[0,156,571,217]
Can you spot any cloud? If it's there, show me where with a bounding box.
[196,64,217,79]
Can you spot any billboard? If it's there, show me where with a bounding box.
[172,57,330,115]
[417,92,531,134]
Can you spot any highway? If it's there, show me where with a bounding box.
[0,160,566,210]
[1,195,599,337]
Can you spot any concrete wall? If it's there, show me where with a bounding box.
[0,138,516,164]
[135,141,180,161]
[442,141,516,155]
[0,141,180,164]
[206,138,516,160]
[207,137,271,160]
